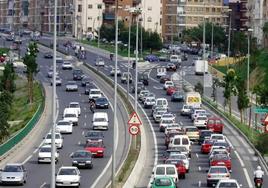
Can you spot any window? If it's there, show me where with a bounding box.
[88,4,92,9]
[97,4,102,9]
[147,17,152,22]
[88,17,92,20]
[78,4,82,12]
[212,8,215,12]
[148,6,152,11]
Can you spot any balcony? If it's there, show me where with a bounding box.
[104,12,115,20]
[103,0,115,4]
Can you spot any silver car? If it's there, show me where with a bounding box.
[66,81,78,91]
[0,163,27,185]
[51,76,62,86]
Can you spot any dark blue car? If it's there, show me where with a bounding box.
[95,97,109,109]
[171,91,185,102]
[144,55,159,62]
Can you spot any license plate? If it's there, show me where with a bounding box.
[78,163,85,166]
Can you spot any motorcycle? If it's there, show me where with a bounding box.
[255,178,263,188]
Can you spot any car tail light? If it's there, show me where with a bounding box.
[207,174,211,178]
[226,174,230,177]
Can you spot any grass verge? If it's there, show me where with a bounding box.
[8,77,43,136]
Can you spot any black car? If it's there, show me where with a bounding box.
[198,130,213,144]
[70,150,93,169]
[44,52,53,59]
[131,82,145,93]
[138,73,149,86]
[6,35,14,41]
[84,83,96,95]
[81,76,91,86]
[73,69,84,80]
[95,97,109,109]
[85,131,104,143]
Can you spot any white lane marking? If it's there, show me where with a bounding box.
[82,131,85,136]
[198,181,201,187]
[243,168,253,188]
[33,148,38,154]
[85,114,87,118]
[198,166,201,171]
[196,153,199,159]
[84,107,87,111]
[84,122,86,127]
[22,154,32,164]
[234,150,245,167]
[150,77,159,83]
[179,121,183,126]
[78,141,81,146]
[40,182,46,188]
[153,86,162,90]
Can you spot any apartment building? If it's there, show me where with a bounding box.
[162,0,229,42]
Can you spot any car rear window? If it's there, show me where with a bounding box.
[174,138,181,145]
[156,167,165,175]
[218,182,238,187]
[166,167,176,175]
[210,167,227,174]
[182,138,189,145]
[155,178,172,186]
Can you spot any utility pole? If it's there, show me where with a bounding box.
[203,16,206,97]
[211,23,214,57]
[127,10,133,101]
[227,9,232,69]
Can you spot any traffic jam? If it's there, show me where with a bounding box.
[135,63,241,187]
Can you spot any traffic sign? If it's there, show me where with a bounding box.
[127,112,142,126]
[264,114,268,124]
[128,124,140,136]
[254,107,268,113]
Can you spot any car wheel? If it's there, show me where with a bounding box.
[89,164,93,169]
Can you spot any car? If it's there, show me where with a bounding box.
[159,116,175,132]
[56,57,64,64]
[210,134,227,143]
[50,76,62,86]
[160,75,171,84]
[0,164,27,185]
[166,86,177,96]
[56,120,73,134]
[158,54,169,62]
[10,43,19,50]
[170,55,181,64]
[89,88,102,101]
[210,154,232,171]
[5,35,14,41]
[166,63,177,71]
[191,109,206,121]
[66,81,78,91]
[62,60,73,70]
[209,148,230,161]
[63,108,79,126]
[150,177,177,188]
[163,81,174,90]
[138,73,149,85]
[71,150,93,169]
[212,141,232,153]
[56,166,81,187]
[144,54,159,62]
[131,82,145,93]
[92,112,109,130]
[153,109,168,123]
[201,139,215,154]
[138,90,150,101]
[95,97,109,109]
[69,102,81,116]
[167,153,190,172]
[168,135,191,153]
[85,131,104,144]
[215,179,242,188]
[110,67,121,76]
[181,53,188,61]
[165,130,183,148]
[73,69,84,80]
[207,166,230,187]
[193,114,208,128]
[95,57,105,66]
[121,72,132,83]
[199,130,213,144]
[144,97,156,108]
[180,104,192,116]
[183,126,200,141]
[165,159,187,179]
[164,123,182,135]
[81,76,91,86]
[47,67,59,78]
[171,91,184,102]
[38,145,59,163]
[14,36,22,44]
[84,83,96,95]
[84,140,105,158]
[44,52,53,58]
[153,164,178,184]
[207,117,224,133]
[43,132,63,149]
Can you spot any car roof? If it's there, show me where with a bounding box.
[6,163,23,166]
[59,166,78,170]
[70,102,79,105]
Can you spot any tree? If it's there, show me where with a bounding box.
[263,22,268,47]
[0,63,16,92]
[256,133,268,155]
[235,76,249,123]
[194,82,203,95]
[23,42,38,104]
[223,69,237,116]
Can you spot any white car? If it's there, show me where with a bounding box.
[56,166,81,187]
[43,133,63,149]
[159,118,175,132]
[62,60,73,70]
[95,57,105,66]
[210,134,227,142]
[207,166,230,187]
[168,153,190,172]
[153,109,167,123]
[215,179,241,188]
[63,108,79,126]
[161,113,175,122]
[89,89,102,101]
[69,102,81,116]
[38,145,59,163]
[138,90,150,101]
[110,67,121,76]
[180,104,192,116]
[163,81,174,90]
[143,97,156,108]
[191,109,206,121]
[56,120,73,134]
[194,114,208,128]
[50,76,62,86]
[164,123,182,135]
[209,148,230,161]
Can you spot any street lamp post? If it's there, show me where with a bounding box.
[227,9,232,69]
[247,28,253,128]
[203,16,207,96]
[211,23,214,57]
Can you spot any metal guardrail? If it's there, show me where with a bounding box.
[0,82,45,157]
[203,97,268,174]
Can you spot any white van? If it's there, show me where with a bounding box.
[156,67,167,78]
[155,98,168,109]
[194,60,208,75]
[153,164,178,183]
[63,108,79,126]
[92,112,109,130]
[169,135,191,153]
[170,54,181,63]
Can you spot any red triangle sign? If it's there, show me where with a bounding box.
[264,114,268,124]
[128,112,142,126]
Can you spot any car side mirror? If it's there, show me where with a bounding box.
[0,169,2,171]
[152,171,154,174]
[206,170,209,173]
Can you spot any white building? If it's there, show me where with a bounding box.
[74,0,104,39]
[141,0,162,35]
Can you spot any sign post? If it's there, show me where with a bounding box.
[127,112,142,149]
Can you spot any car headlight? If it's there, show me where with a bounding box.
[73,161,78,163]
[86,161,91,163]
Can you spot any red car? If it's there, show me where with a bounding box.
[201,139,215,154]
[165,159,186,179]
[210,154,232,171]
[207,117,224,133]
[84,140,105,158]
[0,56,5,63]
[160,75,171,84]
[166,63,177,71]
[166,87,178,96]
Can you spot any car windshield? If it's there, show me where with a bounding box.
[212,135,224,140]
[86,131,103,137]
[64,114,76,118]
[46,134,61,139]
[218,182,238,187]
[155,178,172,186]
[214,142,229,148]
[69,103,79,108]
[86,142,102,147]
[73,151,91,158]
[67,82,76,85]
[197,116,207,120]
[91,90,101,94]
[201,131,212,136]
[73,70,82,74]
[213,154,229,160]
[96,98,107,103]
[162,119,173,124]
[210,167,228,174]
[170,154,186,160]
[3,165,23,172]
[186,127,198,132]
[94,118,107,122]
[58,169,77,175]
[64,62,71,65]
[57,121,70,126]
[40,147,51,152]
